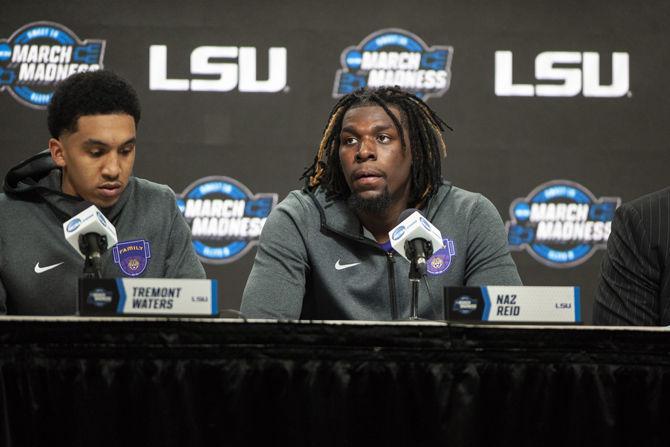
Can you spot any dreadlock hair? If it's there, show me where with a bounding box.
[301,86,450,208]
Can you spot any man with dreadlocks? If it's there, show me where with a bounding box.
[241,87,521,320]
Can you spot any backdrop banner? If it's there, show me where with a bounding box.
[2,1,668,322]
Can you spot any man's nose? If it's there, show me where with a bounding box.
[355,138,377,161]
[101,152,121,179]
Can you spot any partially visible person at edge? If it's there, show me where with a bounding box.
[241,86,521,320]
[594,187,670,325]
[0,70,205,315]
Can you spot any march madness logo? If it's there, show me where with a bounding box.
[333,28,453,100]
[177,176,277,264]
[506,180,621,268]
[0,22,105,109]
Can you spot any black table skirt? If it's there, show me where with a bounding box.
[0,318,668,446]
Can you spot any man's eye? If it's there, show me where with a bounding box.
[378,134,391,143]
[341,137,357,145]
[90,150,103,157]
[120,145,135,155]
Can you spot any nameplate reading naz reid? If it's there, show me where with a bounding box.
[79,278,218,316]
[445,286,581,324]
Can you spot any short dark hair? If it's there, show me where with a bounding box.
[301,86,450,207]
[47,70,141,138]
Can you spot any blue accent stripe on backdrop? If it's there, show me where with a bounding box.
[211,280,219,316]
[482,287,491,321]
[575,287,582,323]
[115,278,126,314]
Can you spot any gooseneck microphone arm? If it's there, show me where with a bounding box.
[405,237,434,319]
[79,233,108,279]
[405,238,433,280]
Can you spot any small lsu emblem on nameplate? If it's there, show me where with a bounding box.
[113,239,151,277]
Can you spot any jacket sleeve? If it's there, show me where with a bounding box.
[594,204,660,325]
[164,204,206,279]
[464,195,522,286]
[241,197,309,319]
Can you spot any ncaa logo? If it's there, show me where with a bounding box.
[506,180,621,268]
[453,295,478,315]
[419,216,431,231]
[177,176,278,264]
[66,218,81,233]
[392,225,406,241]
[87,287,113,307]
[0,22,105,109]
[333,28,453,100]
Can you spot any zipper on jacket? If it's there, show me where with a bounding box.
[386,252,398,320]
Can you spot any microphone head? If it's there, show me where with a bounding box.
[62,205,118,258]
[388,210,444,262]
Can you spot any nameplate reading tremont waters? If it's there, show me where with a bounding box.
[444,286,580,324]
[79,278,218,316]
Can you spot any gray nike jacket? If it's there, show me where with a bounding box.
[241,182,522,320]
[0,150,205,315]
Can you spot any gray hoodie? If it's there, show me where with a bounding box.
[0,150,205,315]
[241,182,522,320]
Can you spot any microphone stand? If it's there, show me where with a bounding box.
[408,260,422,320]
[405,239,433,320]
[79,233,108,279]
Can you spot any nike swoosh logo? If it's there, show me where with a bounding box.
[34,262,64,274]
[335,260,361,270]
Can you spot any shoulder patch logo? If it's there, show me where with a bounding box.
[113,239,151,277]
[427,238,456,275]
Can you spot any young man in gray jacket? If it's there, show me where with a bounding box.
[241,87,521,320]
[0,70,205,315]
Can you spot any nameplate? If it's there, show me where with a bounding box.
[444,286,580,324]
[79,278,219,316]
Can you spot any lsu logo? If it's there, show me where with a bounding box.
[333,28,453,100]
[149,45,287,92]
[427,238,456,275]
[113,240,151,277]
[0,22,105,109]
[506,180,621,268]
[177,176,278,264]
[495,51,629,98]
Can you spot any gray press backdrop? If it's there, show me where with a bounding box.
[2,1,669,323]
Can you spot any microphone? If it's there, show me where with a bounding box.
[62,205,118,278]
[388,209,444,276]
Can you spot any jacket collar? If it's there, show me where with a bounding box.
[306,181,453,240]
[3,149,135,222]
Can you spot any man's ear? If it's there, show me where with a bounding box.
[49,138,66,168]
